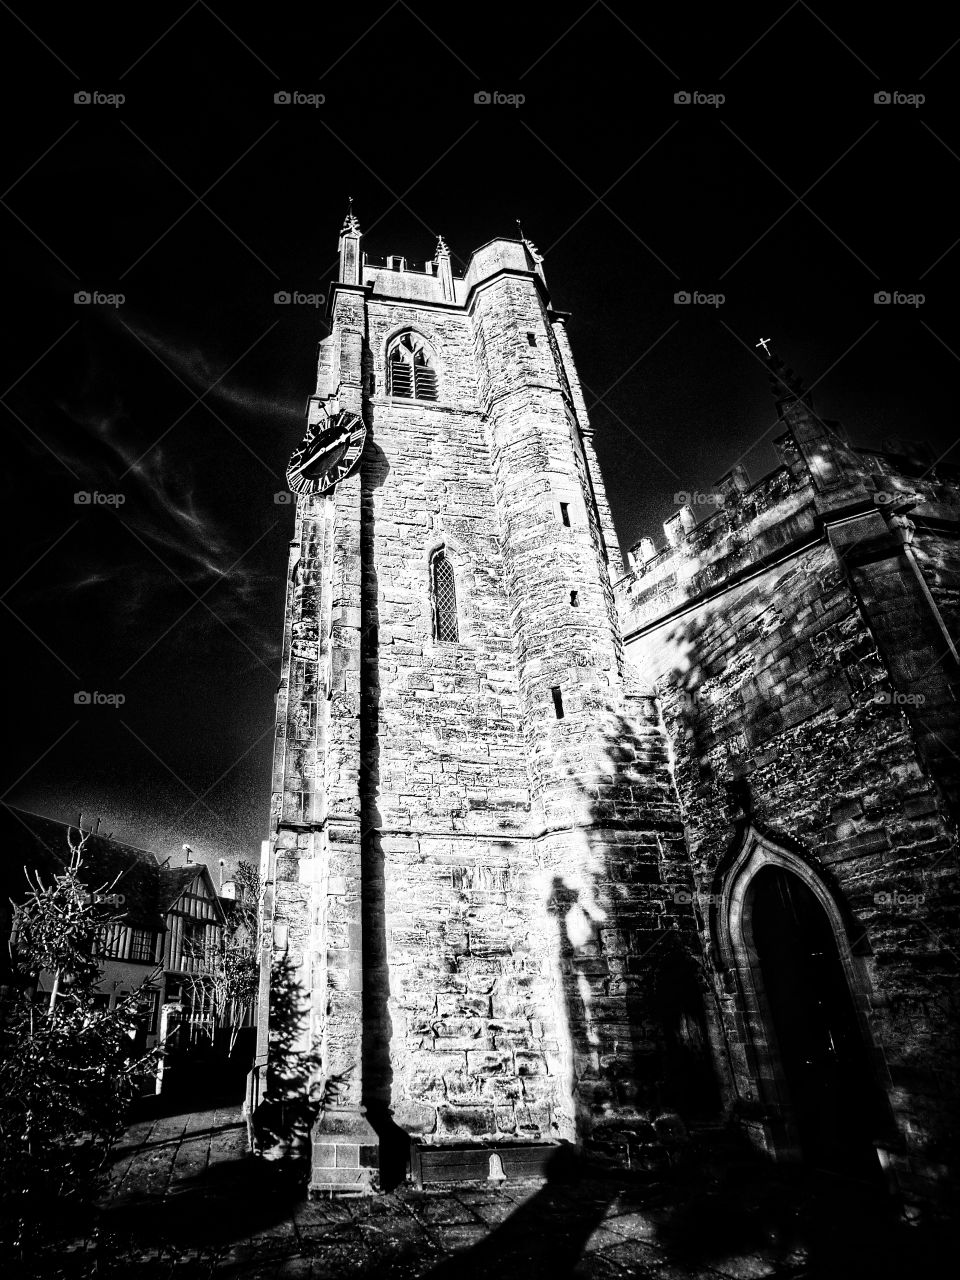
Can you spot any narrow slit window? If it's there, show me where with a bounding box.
[551,686,564,719]
[559,502,571,527]
[432,551,459,642]
[570,590,579,607]
[526,332,537,346]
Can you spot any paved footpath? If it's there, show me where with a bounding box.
[51,1105,950,1280]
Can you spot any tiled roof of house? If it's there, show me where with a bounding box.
[160,863,227,925]
[159,865,201,908]
[0,807,166,977]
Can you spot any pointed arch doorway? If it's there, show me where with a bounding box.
[720,829,891,1185]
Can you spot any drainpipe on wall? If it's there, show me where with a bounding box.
[244,837,275,1150]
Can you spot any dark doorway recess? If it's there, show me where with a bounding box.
[749,866,886,1185]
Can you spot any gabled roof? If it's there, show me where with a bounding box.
[159,865,202,906]
[0,806,167,981]
[160,863,227,925]
[1,806,164,927]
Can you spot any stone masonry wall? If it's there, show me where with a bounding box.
[352,255,701,1151]
[618,438,960,1203]
[266,235,714,1175]
[359,292,561,1143]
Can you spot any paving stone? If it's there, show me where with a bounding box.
[708,1256,778,1279]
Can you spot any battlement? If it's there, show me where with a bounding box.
[616,427,960,639]
[360,251,466,305]
[337,207,545,309]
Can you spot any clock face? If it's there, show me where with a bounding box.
[286,411,366,496]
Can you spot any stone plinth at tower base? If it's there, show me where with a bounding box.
[309,1107,380,1196]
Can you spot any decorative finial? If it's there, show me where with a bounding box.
[341,197,361,237]
[435,233,450,259]
[515,218,543,262]
[755,337,773,358]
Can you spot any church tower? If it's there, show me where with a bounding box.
[257,211,702,1194]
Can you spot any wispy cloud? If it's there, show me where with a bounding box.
[36,391,283,665]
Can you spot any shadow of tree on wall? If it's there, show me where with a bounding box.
[252,954,322,1174]
[422,704,728,1277]
[413,678,942,1278]
[547,707,722,1171]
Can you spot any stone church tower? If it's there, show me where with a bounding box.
[254,211,704,1193]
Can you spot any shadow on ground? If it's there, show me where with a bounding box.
[17,1117,953,1280]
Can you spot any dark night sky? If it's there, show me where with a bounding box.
[2,3,957,879]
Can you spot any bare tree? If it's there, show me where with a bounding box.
[181,859,261,1055]
[1,825,160,1259]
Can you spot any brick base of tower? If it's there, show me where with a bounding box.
[310,1108,380,1196]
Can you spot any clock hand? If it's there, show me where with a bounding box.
[287,428,352,478]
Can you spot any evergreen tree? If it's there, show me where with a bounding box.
[0,826,159,1258]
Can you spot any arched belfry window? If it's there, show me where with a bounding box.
[431,549,458,642]
[388,332,438,401]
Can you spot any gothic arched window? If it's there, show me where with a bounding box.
[431,550,458,642]
[388,332,439,401]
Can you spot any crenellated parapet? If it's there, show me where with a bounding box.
[617,428,960,642]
